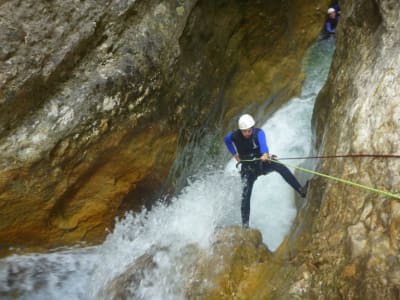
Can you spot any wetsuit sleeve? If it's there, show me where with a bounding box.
[326,21,335,33]
[257,130,269,154]
[224,132,237,155]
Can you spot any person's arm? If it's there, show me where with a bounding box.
[224,132,240,161]
[257,130,270,161]
[326,21,335,33]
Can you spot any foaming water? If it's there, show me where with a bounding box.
[0,36,335,299]
[0,247,100,300]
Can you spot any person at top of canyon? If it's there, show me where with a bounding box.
[325,7,340,33]
[331,0,341,15]
[224,114,309,228]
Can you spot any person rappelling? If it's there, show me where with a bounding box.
[224,114,309,228]
[325,7,340,33]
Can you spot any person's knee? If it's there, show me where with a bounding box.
[269,161,284,172]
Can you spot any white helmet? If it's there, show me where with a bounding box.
[238,114,255,130]
[327,8,335,14]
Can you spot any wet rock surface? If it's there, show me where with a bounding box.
[269,0,400,299]
[186,226,271,300]
[0,0,327,254]
[0,0,189,254]
[100,226,272,300]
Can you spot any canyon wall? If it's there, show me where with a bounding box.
[294,0,400,298]
[190,1,400,299]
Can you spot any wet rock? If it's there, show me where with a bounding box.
[100,252,157,300]
[389,201,400,250]
[347,222,368,259]
[99,227,272,299]
[276,0,400,299]
[185,226,271,300]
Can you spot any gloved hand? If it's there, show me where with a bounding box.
[271,154,278,160]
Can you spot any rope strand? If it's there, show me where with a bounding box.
[236,158,400,200]
[277,154,400,160]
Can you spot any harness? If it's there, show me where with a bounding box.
[231,128,262,161]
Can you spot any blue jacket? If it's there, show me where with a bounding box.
[224,128,269,160]
[332,3,340,14]
[325,16,339,33]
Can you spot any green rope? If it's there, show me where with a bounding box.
[237,158,400,200]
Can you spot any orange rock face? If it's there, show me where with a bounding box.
[0,122,177,255]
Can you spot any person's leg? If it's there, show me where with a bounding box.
[263,160,307,196]
[240,165,257,227]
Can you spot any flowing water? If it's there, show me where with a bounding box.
[0,36,335,300]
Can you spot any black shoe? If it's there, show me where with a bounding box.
[299,180,309,198]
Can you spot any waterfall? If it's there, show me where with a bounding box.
[0,36,335,300]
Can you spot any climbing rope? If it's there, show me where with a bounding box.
[236,157,400,200]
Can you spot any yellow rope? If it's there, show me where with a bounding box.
[238,158,400,200]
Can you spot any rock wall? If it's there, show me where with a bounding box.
[0,0,328,255]
[185,1,400,299]
[199,0,400,299]
[0,0,196,255]
[295,0,400,298]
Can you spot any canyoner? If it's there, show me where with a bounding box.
[224,114,309,228]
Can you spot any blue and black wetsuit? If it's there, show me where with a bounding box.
[331,1,340,15]
[325,15,339,33]
[224,128,304,227]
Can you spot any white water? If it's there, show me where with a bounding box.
[0,36,335,300]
